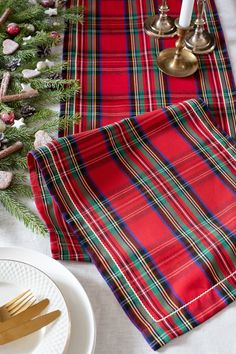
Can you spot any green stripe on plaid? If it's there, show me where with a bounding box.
[60,0,236,137]
[29,98,236,350]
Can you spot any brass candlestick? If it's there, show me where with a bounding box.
[144,0,176,38]
[157,20,198,77]
[185,0,215,54]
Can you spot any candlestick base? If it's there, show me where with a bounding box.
[144,14,176,37]
[157,47,198,77]
[185,29,216,54]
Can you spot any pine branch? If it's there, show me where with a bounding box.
[29,87,79,105]
[61,6,84,24]
[34,19,64,33]
[5,126,32,142]
[12,171,27,183]
[10,184,33,198]
[0,102,13,112]
[32,116,60,133]
[0,190,48,235]
[0,156,27,170]
[0,0,83,235]
[59,114,81,129]
[10,5,44,23]
[4,1,26,12]
[38,62,68,74]
[27,108,58,125]
[15,49,38,61]
[29,78,79,91]
[21,31,54,48]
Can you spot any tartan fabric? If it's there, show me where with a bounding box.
[27,1,236,347]
[43,0,236,262]
[61,0,236,136]
[28,99,236,350]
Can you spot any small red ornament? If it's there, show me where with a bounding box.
[49,31,61,40]
[41,0,55,7]
[6,23,21,37]
[1,112,15,125]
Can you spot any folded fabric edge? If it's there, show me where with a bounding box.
[29,160,90,262]
[27,98,236,350]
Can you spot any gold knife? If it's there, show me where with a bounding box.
[0,310,61,345]
[0,299,49,334]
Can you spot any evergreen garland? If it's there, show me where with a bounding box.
[0,0,82,234]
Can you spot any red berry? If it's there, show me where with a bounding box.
[41,0,55,7]
[6,23,21,37]
[49,31,61,40]
[1,112,15,125]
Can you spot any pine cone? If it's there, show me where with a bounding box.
[47,72,62,80]
[47,72,62,90]
[0,133,9,150]
[20,105,36,118]
[37,44,52,58]
[6,58,21,72]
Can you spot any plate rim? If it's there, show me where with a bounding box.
[0,246,96,354]
[0,258,71,354]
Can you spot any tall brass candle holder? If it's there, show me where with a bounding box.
[157,20,198,77]
[185,0,215,54]
[144,0,176,38]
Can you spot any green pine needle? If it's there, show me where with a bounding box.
[0,190,48,236]
[0,0,83,235]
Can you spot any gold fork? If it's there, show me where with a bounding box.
[0,290,37,322]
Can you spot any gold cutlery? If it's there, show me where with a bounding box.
[0,290,37,322]
[0,298,49,333]
[0,310,61,345]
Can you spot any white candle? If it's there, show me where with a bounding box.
[179,0,195,28]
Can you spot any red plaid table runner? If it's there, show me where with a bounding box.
[28,99,235,350]
[44,0,236,262]
[61,0,236,137]
[28,0,236,349]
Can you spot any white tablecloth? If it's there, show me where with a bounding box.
[0,1,235,353]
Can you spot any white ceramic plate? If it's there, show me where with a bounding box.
[0,260,70,354]
[0,247,96,354]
